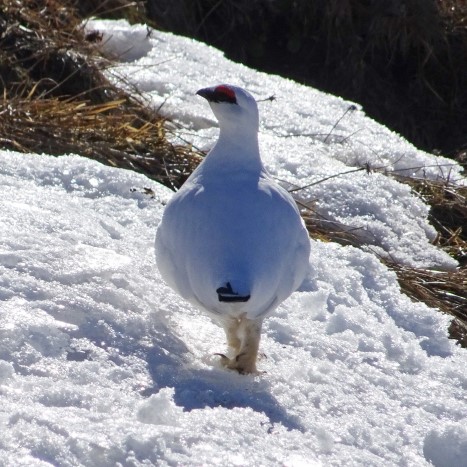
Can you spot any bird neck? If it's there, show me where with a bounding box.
[204,127,263,174]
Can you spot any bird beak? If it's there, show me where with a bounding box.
[196,87,214,101]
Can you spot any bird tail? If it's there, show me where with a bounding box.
[216,282,250,303]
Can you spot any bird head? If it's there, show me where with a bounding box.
[196,84,259,136]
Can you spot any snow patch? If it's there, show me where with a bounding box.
[424,425,467,467]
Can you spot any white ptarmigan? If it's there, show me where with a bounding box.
[155,84,310,374]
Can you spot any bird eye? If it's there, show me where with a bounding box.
[214,85,237,104]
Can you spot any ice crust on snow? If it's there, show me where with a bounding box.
[0,18,466,467]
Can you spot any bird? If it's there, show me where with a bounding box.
[155,84,310,374]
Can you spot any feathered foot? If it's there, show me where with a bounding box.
[215,352,256,374]
[217,316,263,374]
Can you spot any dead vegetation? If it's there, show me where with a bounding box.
[0,96,200,186]
[0,0,200,188]
[400,177,467,265]
[0,0,466,346]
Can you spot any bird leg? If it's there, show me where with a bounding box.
[224,316,242,354]
[219,316,263,374]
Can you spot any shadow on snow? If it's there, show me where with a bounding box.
[143,341,304,432]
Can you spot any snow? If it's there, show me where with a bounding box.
[424,425,467,467]
[0,18,466,467]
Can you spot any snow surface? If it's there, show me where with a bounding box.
[0,18,466,467]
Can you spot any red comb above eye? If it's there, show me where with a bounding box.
[215,85,236,101]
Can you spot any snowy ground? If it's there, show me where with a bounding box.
[0,19,466,467]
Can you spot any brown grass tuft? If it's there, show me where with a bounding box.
[0,96,200,187]
[398,177,467,265]
[0,0,201,189]
[392,263,467,347]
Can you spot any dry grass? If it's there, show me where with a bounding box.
[393,264,467,347]
[0,96,200,187]
[398,177,467,265]
[0,0,201,189]
[0,0,105,100]
[74,0,148,24]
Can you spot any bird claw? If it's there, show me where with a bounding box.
[214,352,256,374]
[214,352,230,364]
[214,352,234,367]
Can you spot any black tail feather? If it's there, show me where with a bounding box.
[216,282,250,303]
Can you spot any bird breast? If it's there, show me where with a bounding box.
[156,174,310,320]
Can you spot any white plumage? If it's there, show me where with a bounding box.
[155,84,310,373]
